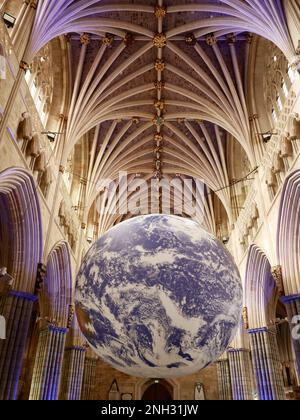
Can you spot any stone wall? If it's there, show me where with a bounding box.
[95,360,219,401]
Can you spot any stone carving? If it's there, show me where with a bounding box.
[0,268,13,297]
[27,134,41,158]
[153,33,167,48]
[35,263,47,295]
[271,265,284,296]
[280,136,293,158]
[185,34,197,46]
[242,306,249,330]
[155,59,165,72]
[272,152,284,174]
[17,112,33,142]
[102,34,114,47]
[289,114,300,140]
[80,33,90,45]
[266,167,277,187]
[155,6,167,19]
[206,33,217,46]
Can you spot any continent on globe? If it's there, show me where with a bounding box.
[75,214,242,378]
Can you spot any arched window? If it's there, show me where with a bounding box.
[24,45,54,127]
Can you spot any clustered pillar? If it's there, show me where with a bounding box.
[29,324,68,400]
[0,291,37,400]
[59,346,86,400]
[249,327,285,400]
[282,295,300,379]
[228,349,254,400]
[81,356,98,400]
[216,358,232,400]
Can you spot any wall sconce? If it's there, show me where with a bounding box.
[3,13,16,29]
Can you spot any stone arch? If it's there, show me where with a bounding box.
[244,245,278,330]
[276,170,300,379]
[277,170,300,296]
[135,378,180,401]
[0,167,43,293]
[244,245,285,400]
[28,242,73,401]
[41,241,73,327]
[0,167,43,400]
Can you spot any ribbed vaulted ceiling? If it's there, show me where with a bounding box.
[26,0,297,233]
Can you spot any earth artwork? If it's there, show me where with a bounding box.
[75,215,242,378]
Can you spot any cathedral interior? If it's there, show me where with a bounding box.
[0,0,300,401]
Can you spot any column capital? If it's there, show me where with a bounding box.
[59,113,68,121]
[9,290,38,302]
[227,347,251,354]
[30,0,38,9]
[66,346,86,352]
[248,326,269,334]
[246,33,254,44]
[47,324,69,334]
[281,294,300,304]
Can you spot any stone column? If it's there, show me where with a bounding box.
[81,357,98,400]
[59,346,86,400]
[282,295,300,379]
[216,358,232,400]
[248,327,285,400]
[0,291,37,400]
[11,0,30,44]
[29,324,68,400]
[228,348,254,400]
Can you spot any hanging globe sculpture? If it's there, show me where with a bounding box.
[75,215,242,378]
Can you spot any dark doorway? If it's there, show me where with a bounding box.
[142,383,173,401]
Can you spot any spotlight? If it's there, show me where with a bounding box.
[257,131,276,144]
[222,236,229,245]
[3,13,16,29]
[87,237,93,244]
[45,132,56,142]
[42,131,64,142]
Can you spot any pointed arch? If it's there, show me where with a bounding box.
[244,245,278,329]
[277,170,300,296]
[0,167,43,293]
[40,242,73,327]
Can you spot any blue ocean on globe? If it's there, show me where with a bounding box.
[75,214,242,378]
